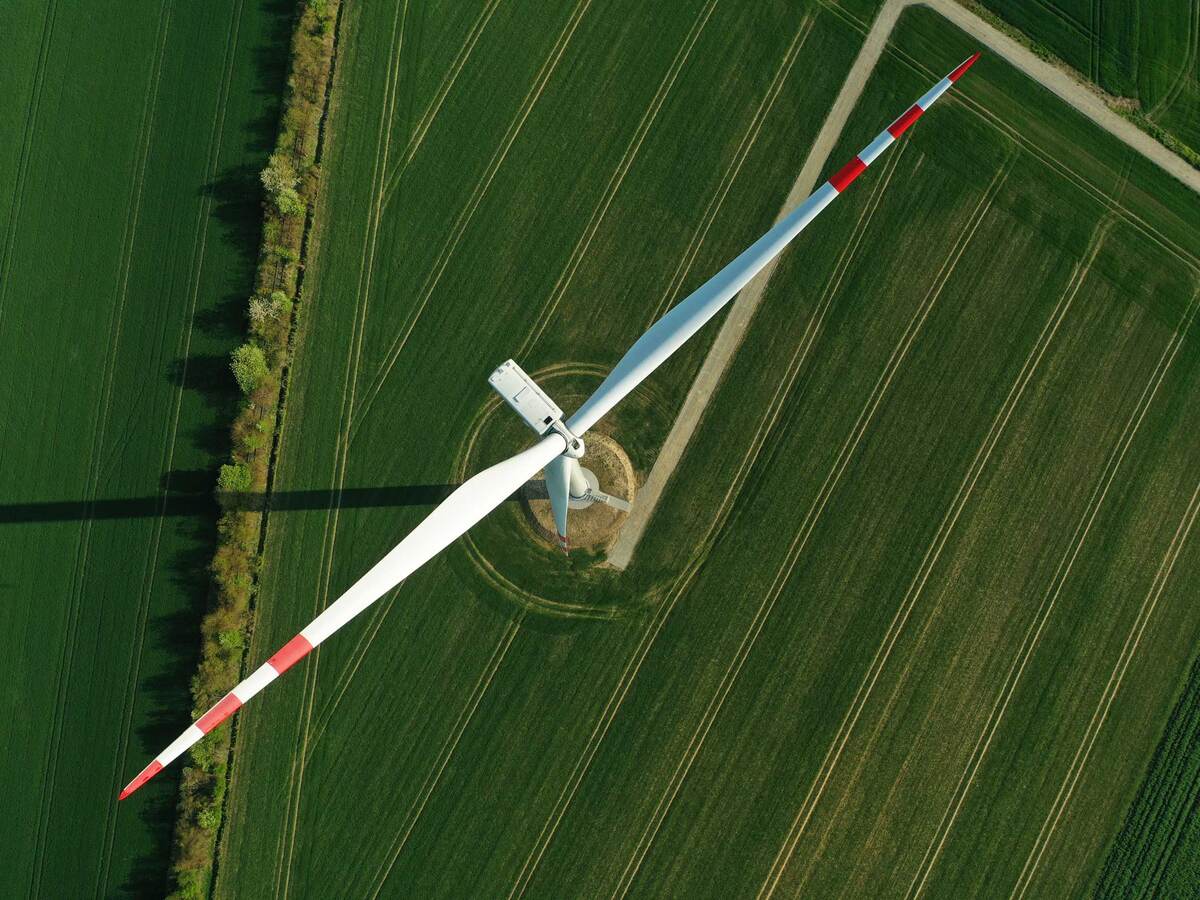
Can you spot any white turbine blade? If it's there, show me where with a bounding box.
[119,432,566,799]
[545,455,572,552]
[567,52,980,437]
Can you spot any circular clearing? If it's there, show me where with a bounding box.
[521,432,636,551]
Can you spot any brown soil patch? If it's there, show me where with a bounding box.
[521,432,636,551]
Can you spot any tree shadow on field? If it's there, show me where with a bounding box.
[122,605,205,897]
[203,164,264,272]
[166,355,240,459]
[121,783,179,898]
[124,0,296,892]
[248,0,295,152]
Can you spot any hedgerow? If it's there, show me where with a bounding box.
[165,0,342,895]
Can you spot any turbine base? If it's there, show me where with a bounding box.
[523,433,635,552]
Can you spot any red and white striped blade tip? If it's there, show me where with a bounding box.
[949,51,981,82]
[119,760,163,800]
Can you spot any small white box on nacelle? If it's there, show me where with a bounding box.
[488,359,564,435]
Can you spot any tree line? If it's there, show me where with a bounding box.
[168,1,340,896]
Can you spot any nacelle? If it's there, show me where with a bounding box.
[488,359,585,458]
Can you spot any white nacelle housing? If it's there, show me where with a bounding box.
[489,360,564,435]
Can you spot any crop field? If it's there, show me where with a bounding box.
[979,0,1200,155]
[214,2,1200,899]
[0,0,287,895]
[1097,653,1200,896]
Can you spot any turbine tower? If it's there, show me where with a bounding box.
[119,52,981,800]
[488,358,627,552]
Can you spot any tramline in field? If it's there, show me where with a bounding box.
[119,51,981,802]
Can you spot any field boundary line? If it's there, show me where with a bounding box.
[503,22,891,896]
[274,3,411,894]
[516,0,725,359]
[904,218,1195,900]
[639,13,814,330]
[348,0,594,436]
[755,157,1044,900]
[1028,0,1094,41]
[1010,302,1200,900]
[367,615,524,898]
[1014,474,1200,898]
[606,144,1001,900]
[378,0,507,201]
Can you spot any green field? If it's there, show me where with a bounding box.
[206,1,1200,898]
[0,0,287,895]
[1098,653,1200,896]
[979,0,1200,156]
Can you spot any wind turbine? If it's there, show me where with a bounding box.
[120,52,980,800]
[488,359,629,552]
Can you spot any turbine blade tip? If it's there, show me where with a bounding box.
[949,51,981,82]
[119,760,164,800]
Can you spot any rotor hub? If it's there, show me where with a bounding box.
[561,431,585,459]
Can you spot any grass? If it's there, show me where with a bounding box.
[0,0,289,895]
[212,2,1199,898]
[976,0,1200,157]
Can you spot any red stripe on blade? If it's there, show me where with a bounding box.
[268,633,313,675]
[949,51,981,82]
[119,760,163,800]
[888,103,924,137]
[196,692,243,734]
[828,156,866,193]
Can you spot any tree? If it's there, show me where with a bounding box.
[197,806,221,832]
[248,290,290,326]
[229,342,268,393]
[248,295,274,326]
[259,152,296,197]
[217,629,244,652]
[272,244,299,265]
[310,0,335,35]
[274,186,306,218]
[216,463,252,494]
